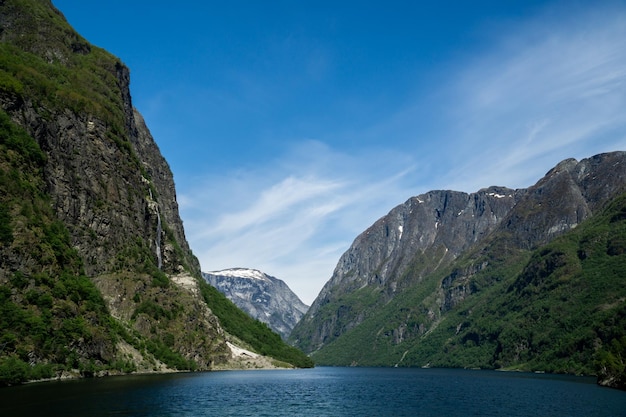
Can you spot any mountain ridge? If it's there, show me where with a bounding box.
[290,151,626,389]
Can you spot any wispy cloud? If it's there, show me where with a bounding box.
[179,3,626,304]
[437,5,626,191]
[180,141,417,303]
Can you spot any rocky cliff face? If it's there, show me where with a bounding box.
[290,152,626,379]
[435,152,626,314]
[5,44,197,279]
[203,268,309,339]
[500,154,626,249]
[0,0,228,374]
[319,186,523,297]
[0,0,311,381]
[294,186,524,352]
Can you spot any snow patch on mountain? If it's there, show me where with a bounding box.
[208,268,268,281]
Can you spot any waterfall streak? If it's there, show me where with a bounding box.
[149,188,163,270]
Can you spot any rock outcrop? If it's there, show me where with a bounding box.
[0,0,226,374]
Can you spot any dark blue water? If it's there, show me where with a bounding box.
[1,367,624,416]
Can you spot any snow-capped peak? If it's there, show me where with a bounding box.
[208,268,268,281]
[202,267,309,339]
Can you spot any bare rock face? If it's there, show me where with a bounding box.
[203,268,309,340]
[132,109,200,274]
[13,73,198,278]
[500,153,626,250]
[293,186,523,352]
[0,0,197,278]
[319,186,522,296]
[435,152,626,314]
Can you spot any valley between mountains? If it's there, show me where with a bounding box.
[0,0,312,386]
[205,152,626,390]
[0,0,624,392]
[288,152,626,390]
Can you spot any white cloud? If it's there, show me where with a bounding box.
[434,5,626,192]
[204,176,344,237]
[180,3,626,305]
[180,141,417,304]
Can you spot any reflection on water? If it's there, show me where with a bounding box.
[0,368,624,417]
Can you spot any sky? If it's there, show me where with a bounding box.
[53,0,626,305]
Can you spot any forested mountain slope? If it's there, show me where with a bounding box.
[291,152,626,389]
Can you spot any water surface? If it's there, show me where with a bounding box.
[1,367,624,416]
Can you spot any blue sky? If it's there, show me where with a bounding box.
[54,1,626,304]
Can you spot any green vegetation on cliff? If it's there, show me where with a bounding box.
[0,0,126,125]
[0,0,312,384]
[0,110,121,385]
[311,193,626,388]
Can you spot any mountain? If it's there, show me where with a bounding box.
[0,0,311,384]
[290,151,626,389]
[203,268,309,339]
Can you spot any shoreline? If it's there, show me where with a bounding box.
[21,361,303,386]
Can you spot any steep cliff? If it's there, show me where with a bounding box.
[0,0,310,384]
[290,152,626,387]
[292,186,524,353]
[203,268,309,339]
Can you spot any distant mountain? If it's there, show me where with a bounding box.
[290,151,626,389]
[203,268,309,339]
